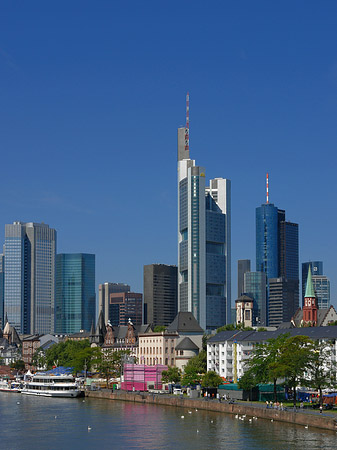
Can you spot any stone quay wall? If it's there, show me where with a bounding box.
[86,390,337,432]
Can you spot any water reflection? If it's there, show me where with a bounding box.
[0,394,336,450]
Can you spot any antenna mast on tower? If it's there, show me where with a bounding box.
[185,92,189,152]
[266,173,269,204]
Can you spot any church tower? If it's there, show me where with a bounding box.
[302,265,318,326]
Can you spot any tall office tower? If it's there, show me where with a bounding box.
[256,203,279,279]
[243,271,267,326]
[268,277,299,326]
[143,264,177,326]
[109,292,142,326]
[0,253,4,329]
[98,282,130,325]
[238,259,251,297]
[4,222,56,334]
[256,177,299,325]
[312,275,330,309]
[301,261,323,306]
[55,254,96,334]
[177,95,231,330]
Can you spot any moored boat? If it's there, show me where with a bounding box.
[0,379,22,393]
[21,373,82,398]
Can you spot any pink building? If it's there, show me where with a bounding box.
[121,363,167,391]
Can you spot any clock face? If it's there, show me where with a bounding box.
[308,300,311,306]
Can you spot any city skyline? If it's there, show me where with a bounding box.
[1,2,337,311]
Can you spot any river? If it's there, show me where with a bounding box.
[0,393,336,449]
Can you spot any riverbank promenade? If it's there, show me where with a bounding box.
[86,389,337,432]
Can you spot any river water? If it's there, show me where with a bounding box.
[0,393,336,450]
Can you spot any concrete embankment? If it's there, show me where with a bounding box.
[86,390,337,432]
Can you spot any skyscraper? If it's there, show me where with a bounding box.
[312,275,330,309]
[301,261,323,305]
[4,222,56,334]
[98,282,130,325]
[237,259,251,297]
[109,292,143,326]
[243,271,267,326]
[255,179,299,326]
[177,95,231,330]
[55,253,96,333]
[143,264,177,326]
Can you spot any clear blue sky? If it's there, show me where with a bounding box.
[1,1,337,309]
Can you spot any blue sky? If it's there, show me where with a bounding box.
[1,1,337,309]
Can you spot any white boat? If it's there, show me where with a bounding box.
[21,374,82,398]
[0,379,22,393]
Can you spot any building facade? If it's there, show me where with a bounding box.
[98,282,130,325]
[0,254,4,329]
[301,261,323,305]
[312,275,330,309]
[243,271,267,326]
[237,259,251,298]
[177,117,231,330]
[55,253,96,333]
[4,222,56,334]
[143,264,177,326]
[256,199,299,326]
[109,292,143,326]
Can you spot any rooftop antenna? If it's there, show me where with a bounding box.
[266,173,269,204]
[185,92,189,152]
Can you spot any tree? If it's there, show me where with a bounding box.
[305,340,337,407]
[201,371,223,388]
[184,351,207,374]
[161,366,181,384]
[44,339,98,373]
[10,360,25,371]
[153,326,166,332]
[181,365,201,386]
[243,333,290,402]
[280,335,313,406]
[238,369,258,391]
[32,348,46,370]
[94,349,131,386]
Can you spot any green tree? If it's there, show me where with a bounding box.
[10,360,25,371]
[32,348,46,370]
[305,340,337,407]
[181,365,201,386]
[238,368,258,391]
[280,335,313,406]
[94,349,131,386]
[161,366,181,384]
[201,371,223,388]
[153,325,166,332]
[243,333,290,402]
[184,350,207,374]
[44,339,98,373]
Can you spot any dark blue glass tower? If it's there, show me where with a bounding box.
[55,253,95,333]
[256,203,279,279]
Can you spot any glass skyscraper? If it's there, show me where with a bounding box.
[256,200,299,326]
[312,275,330,309]
[0,253,4,329]
[177,123,231,330]
[243,271,267,326]
[55,253,95,334]
[256,203,279,279]
[301,261,323,306]
[4,222,56,334]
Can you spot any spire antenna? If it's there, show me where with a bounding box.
[266,173,269,204]
[185,92,189,152]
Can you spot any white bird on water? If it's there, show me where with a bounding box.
[181,416,185,419]
[88,426,92,431]
[17,402,20,405]
[305,425,308,429]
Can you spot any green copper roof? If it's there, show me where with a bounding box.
[305,265,316,298]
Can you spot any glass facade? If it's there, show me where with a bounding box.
[301,261,323,306]
[4,222,55,334]
[0,254,4,329]
[312,275,330,309]
[55,253,95,334]
[244,271,267,326]
[256,204,279,279]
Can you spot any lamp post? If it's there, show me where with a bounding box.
[155,357,158,389]
[141,356,145,391]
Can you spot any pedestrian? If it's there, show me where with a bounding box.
[320,405,323,414]
[280,402,284,411]
[300,402,304,410]
[266,401,269,409]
